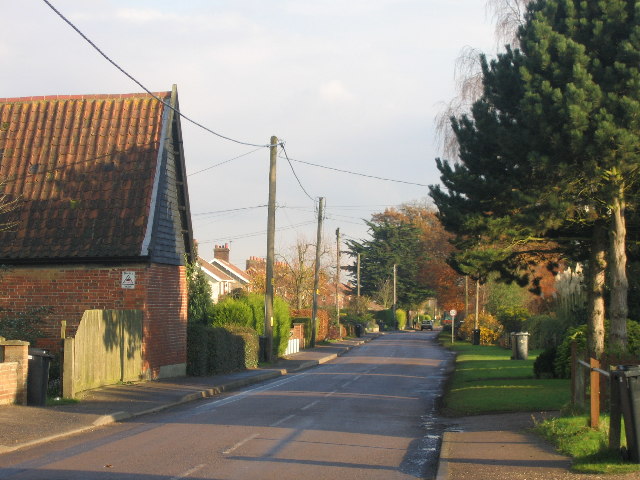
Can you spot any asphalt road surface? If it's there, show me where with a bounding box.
[0,331,453,480]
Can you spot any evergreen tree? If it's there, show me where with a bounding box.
[344,218,433,308]
[431,0,640,355]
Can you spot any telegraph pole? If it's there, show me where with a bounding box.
[356,253,361,297]
[310,197,325,348]
[264,136,277,363]
[335,227,341,339]
[393,264,397,329]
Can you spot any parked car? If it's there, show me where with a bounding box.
[421,320,433,330]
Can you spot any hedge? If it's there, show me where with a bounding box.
[187,323,258,376]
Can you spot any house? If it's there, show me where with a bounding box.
[207,244,250,291]
[0,86,193,380]
[197,256,235,303]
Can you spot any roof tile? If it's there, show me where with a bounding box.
[0,91,171,261]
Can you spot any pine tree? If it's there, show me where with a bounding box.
[431,0,640,356]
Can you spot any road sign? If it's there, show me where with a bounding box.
[450,309,457,317]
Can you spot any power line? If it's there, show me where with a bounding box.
[41,0,274,149]
[192,205,268,217]
[280,144,315,202]
[281,155,428,187]
[187,147,264,176]
[199,220,316,243]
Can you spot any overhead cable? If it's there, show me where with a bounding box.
[281,155,428,187]
[41,0,274,149]
[188,147,264,176]
[280,144,315,202]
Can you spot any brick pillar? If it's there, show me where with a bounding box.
[1,340,30,405]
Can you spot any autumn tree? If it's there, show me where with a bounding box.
[345,203,462,311]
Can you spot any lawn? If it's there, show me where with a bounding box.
[441,338,569,415]
[440,334,640,475]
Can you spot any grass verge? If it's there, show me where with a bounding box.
[441,335,569,415]
[440,333,640,474]
[534,413,640,474]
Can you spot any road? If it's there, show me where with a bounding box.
[0,331,453,480]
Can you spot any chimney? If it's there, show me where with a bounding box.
[214,243,230,262]
[246,256,265,270]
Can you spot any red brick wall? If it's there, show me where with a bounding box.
[144,264,187,378]
[0,263,187,379]
[0,341,28,405]
[0,362,18,405]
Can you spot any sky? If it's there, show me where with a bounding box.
[1,0,496,268]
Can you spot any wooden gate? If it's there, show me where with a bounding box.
[63,310,143,398]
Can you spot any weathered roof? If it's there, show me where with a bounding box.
[198,257,234,282]
[209,257,250,284]
[0,92,173,261]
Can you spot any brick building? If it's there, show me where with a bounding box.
[0,86,193,379]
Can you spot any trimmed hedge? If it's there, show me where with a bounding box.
[187,323,258,376]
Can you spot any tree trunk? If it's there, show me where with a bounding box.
[609,193,628,351]
[586,222,606,359]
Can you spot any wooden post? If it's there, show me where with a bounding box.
[335,227,341,340]
[571,341,577,405]
[590,357,600,428]
[264,136,278,363]
[310,197,324,348]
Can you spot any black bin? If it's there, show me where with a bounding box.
[617,365,640,463]
[355,324,363,338]
[258,336,268,363]
[472,329,481,345]
[27,348,53,406]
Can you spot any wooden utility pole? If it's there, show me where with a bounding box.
[356,253,361,297]
[475,279,480,329]
[393,264,397,329]
[264,136,277,363]
[465,276,469,318]
[310,197,325,348]
[335,227,341,339]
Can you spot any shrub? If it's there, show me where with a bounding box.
[527,314,568,350]
[553,320,640,379]
[534,346,558,379]
[395,309,407,330]
[187,323,209,376]
[273,297,291,356]
[241,293,265,335]
[186,323,258,375]
[374,309,395,330]
[0,306,52,344]
[554,325,587,379]
[496,306,530,334]
[459,313,503,345]
[210,297,252,327]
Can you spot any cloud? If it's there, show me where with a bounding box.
[319,81,354,103]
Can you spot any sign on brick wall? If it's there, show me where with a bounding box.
[121,271,136,289]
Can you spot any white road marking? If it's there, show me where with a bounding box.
[270,414,296,427]
[223,434,260,455]
[301,400,319,411]
[169,464,206,479]
[196,374,306,411]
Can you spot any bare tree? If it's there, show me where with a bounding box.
[435,0,530,159]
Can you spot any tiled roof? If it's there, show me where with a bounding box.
[198,257,234,282]
[0,92,171,260]
[210,257,250,284]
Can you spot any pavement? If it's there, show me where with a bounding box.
[2,332,636,479]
